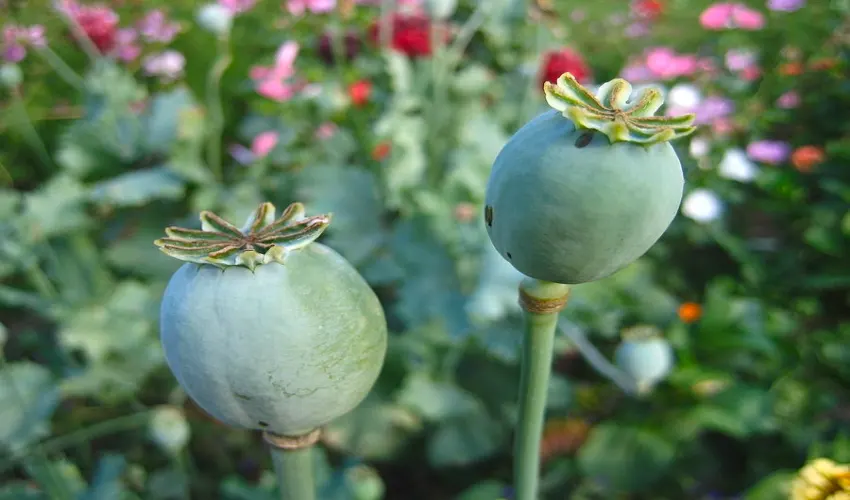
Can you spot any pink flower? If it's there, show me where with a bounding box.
[619,62,655,82]
[143,50,185,81]
[776,91,800,108]
[3,24,46,62]
[644,47,698,79]
[314,122,337,139]
[287,0,337,15]
[114,28,141,62]
[700,3,765,30]
[251,131,279,158]
[747,140,791,164]
[137,9,182,44]
[56,1,120,52]
[251,41,301,102]
[218,0,257,14]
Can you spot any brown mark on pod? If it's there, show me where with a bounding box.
[575,132,594,148]
[485,205,493,227]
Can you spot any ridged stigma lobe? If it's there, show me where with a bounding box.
[154,202,331,270]
[544,72,697,146]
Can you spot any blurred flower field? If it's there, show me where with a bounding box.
[1,0,849,498]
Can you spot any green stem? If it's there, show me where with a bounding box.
[514,278,570,500]
[269,442,316,500]
[206,35,232,182]
[557,318,639,396]
[35,45,84,90]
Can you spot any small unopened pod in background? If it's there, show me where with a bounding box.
[154,202,388,438]
[614,325,674,394]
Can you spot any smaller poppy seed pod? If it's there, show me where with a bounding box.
[614,325,674,393]
[155,202,387,438]
[484,73,696,284]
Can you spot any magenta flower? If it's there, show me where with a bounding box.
[619,61,655,82]
[218,0,257,14]
[700,3,765,30]
[693,96,735,125]
[2,24,46,62]
[747,140,791,164]
[287,0,337,15]
[767,0,805,11]
[251,41,300,102]
[143,50,185,81]
[776,91,800,108]
[137,10,182,44]
[251,131,279,159]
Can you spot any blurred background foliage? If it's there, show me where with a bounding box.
[0,0,848,498]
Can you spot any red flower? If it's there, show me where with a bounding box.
[539,48,591,88]
[67,3,120,53]
[369,14,448,58]
[371,141,391,161]
[348,79,372,107]
[633,0,664,20]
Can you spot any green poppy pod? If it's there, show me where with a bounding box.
[155,202,387,437]
[484,74,696,284]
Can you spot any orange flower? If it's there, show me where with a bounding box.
[540,418,591,463]
[779,62,804,76]
[371,141,391,161]
[791,145,825,173]
[678,302,702,323]
[348,79,372,107]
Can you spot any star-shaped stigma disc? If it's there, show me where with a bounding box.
[154,202,331,270]
[544,73,697,146]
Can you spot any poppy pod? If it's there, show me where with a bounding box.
[155,202,388,437]
[484,73,696,284]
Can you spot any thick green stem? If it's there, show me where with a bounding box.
[514,278,570,500]
[265,431,319,500]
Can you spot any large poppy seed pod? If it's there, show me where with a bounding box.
[155,202,387,437]
[614,325,674,392]
[484,73,697,284]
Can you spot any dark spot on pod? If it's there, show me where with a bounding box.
[507,252,512,259]
[575,132,594,148]
[485,205,494,227]
[258,421,269,427]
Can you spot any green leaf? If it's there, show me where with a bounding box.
[0,362,60,451]
[295,165,385,265]
[139,87,196,155]
[146,468,189,500]
[679,385,777,439]
[79,454,127,500]
[21,174,90,242]
[744,470,793,500]
[577,424,676,492]
[323,394,422,461]
[0,482,46,500]
[456,480,508,500]
[427,402,505,467]
[396,371,479,421]
[88,167,186,208]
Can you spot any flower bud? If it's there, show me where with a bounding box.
[0,64,23,88]
[614,325,674,393]
[149,405,190,454]
[196,4,233,36]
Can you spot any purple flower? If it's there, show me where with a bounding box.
[137,10,182,44]
[747,140,791,164]
[725,48,757,71]
[115,28,141,62]
[693,96,735,125]
[767,0,805,12]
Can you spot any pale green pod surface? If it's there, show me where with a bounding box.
[484,73,697,284]
[614,337,674,386]
[156,202,387,437]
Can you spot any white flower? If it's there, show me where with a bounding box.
[689,137,711,159]
[718,148,758,182]
[196,4,233,35]
[682,189,723,223]
[667,83,702,110]
[149,406,190,454]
